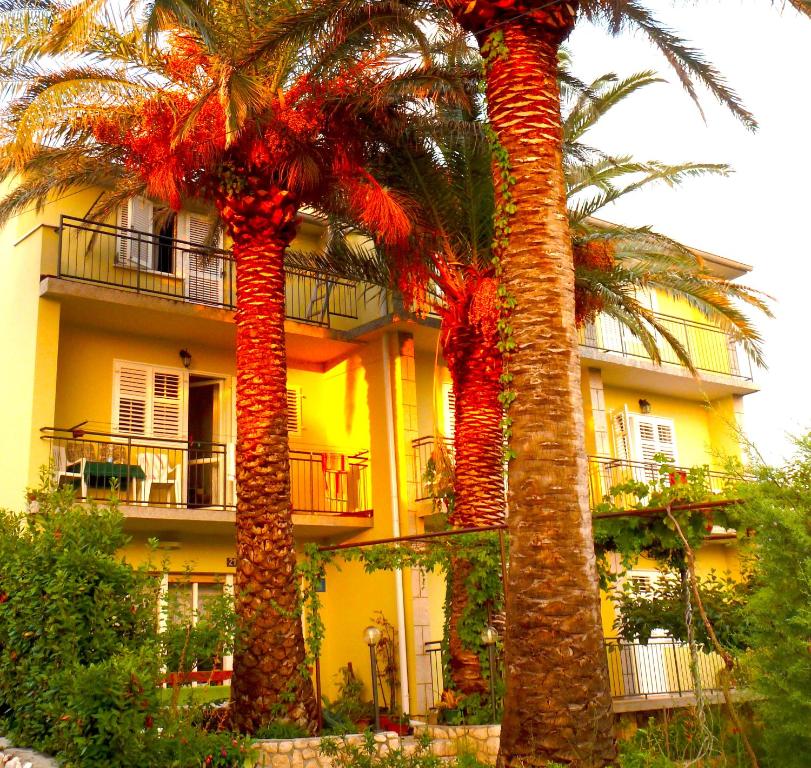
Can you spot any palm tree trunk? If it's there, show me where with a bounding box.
[443,320,505,695]
[482,18,616,767]
[218,185,318,733]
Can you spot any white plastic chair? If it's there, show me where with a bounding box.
[52,445,87,498]
[137,452,182,505]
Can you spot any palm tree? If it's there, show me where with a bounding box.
[266,0,804,758]
[0,0,461,732]
[437,5,806,763]
[289,67,768,699]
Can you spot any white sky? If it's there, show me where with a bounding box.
[567,2,811,464]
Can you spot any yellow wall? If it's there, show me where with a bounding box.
[602,386,742,469]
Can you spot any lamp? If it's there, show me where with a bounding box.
[179,349,192,369]
[480,626,499,723]
[364,626,382,730]
[638,398,651,414]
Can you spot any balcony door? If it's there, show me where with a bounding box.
[187,375,224,508]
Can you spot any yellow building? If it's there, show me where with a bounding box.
[0,191,757,715]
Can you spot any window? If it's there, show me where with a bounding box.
[286,386,302,436]
[112,361,188,439]
[614,412,677,465]
[178,212,223,304]
[117,196,154,267]
[442,381,455,438]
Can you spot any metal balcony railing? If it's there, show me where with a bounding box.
[579,312,753,380]
[604,637,728,699]
[56,215,358,327]
[423,637,728,712]
[587,455,735,510]
[411,437,736,511]
[411,435,454,502]
[41,428,372,518]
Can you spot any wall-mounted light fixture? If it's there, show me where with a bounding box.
[179,349,192,369]
[638,398,652,414]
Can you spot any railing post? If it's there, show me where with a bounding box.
[136,233,141,293]
[672,639,683,695]
[309,453,315,514]
[57,215,64,278]
[222,444,227,511]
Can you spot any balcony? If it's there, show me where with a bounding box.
[55,215,358,328]
[424,637,730,714]
[411,436,736,512]
[579,312,753,381]
[42,427,372,533]
[411,435,454,503]
[587,455,735,511]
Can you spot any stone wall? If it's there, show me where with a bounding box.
[254,732,403,768]
[413,724,501,764]
[253,725,502,768]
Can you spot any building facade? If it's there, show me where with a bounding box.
[0,190,757,715]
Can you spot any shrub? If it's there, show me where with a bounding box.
[320,731,442,768]
[0,485,249,767]
[0,486,158,757]
[253,721,309,739]
[735,437,811,767]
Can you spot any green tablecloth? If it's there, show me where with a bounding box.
[83,461,146,490]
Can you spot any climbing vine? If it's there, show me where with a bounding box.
[480,30,519,463]
[296,534,505,688]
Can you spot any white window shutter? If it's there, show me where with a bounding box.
[152,369,186,439]
[113,361,187,439]
[113,363,149,435]
[180,212,223,304]
[442,381,456,438]
[116,202,130,262]
[286,387,302,435]
[117,197,154,267]
[613,412,630,461]
[630,415,677,464]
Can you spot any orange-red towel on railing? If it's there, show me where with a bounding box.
[321,452,347,500]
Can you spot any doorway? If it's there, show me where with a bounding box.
[187,375,222,507]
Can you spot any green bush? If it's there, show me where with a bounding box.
[320,731,442,768]
[0,485,250,767]
[735,437,811,768]
[0,487,158,757]
[253,721,309,739]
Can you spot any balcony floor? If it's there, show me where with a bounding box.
[120,504,374,541]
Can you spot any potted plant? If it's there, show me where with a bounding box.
[436,690,463,725]
[379,711,411,735]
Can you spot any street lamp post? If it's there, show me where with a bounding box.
[480,625,499,723]
[363,625,383,731]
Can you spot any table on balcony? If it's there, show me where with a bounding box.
[83,461,145,491]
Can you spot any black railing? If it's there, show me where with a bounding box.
[411,435,454,502]
[588,455,735,510]
[411,440,736,511]
[604,637,727,699]
[579,312,753,380]
[41,428,372,518]
[288,449,372,517]
[56,215,358,327]
[424,640,445,709]
[423,637,727,710]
